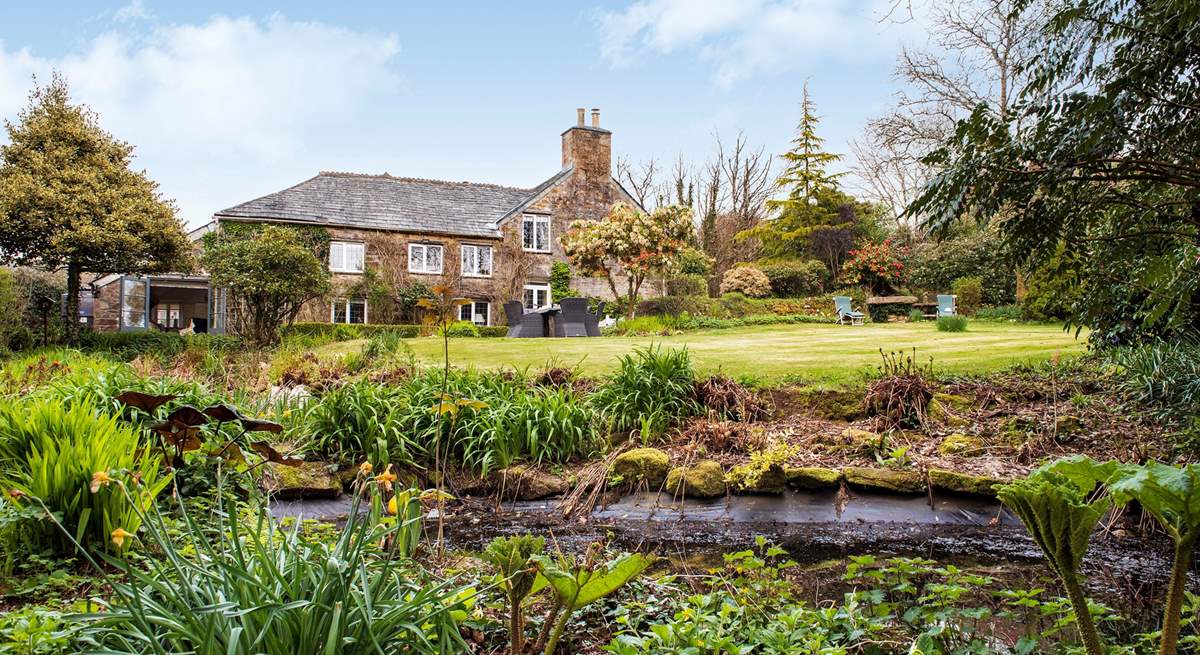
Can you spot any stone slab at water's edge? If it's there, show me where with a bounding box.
[666,460,727,498]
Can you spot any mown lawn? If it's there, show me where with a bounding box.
[321,321,1087,384]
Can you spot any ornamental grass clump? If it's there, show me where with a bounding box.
[35,468,472,655]
[591,346,700,439]
[0,399,166,555]
[937,315,969,332]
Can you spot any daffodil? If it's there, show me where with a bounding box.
[91,471,115,493]
[375,464,397,491]
[359,461,373,475]
[111,527,134,548]
[387,495,398,515]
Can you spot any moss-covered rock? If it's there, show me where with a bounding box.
[785,466,843,490]
[264,461,341,499]
[999,416,1036,447]
[495,465,570,501]
[1055,415,1083,437]
[927,393,971,427]
[928,468,1003,497]
[843,467,925,494]
[611,448,670,487]
[666,460,727,498]
[937,433,985,457]
[728,463,788,494]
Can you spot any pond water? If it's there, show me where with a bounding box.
[272,488,1183,630]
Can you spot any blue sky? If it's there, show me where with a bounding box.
[1,1,929,228]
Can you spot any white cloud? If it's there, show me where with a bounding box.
[596,0,919,86]
[0,13,401,226]
[114,0,152,22]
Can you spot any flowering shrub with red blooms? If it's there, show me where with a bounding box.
[841,240,907,294]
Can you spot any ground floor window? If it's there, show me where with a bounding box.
[523,284,551,310]
[458,300,490,325]
[331,298,367,324]
[155,304,182,328]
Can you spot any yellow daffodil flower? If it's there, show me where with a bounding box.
[91,471,115,493]
[359,462,373,475]
[111,527,134,548]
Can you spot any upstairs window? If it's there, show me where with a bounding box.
[329,241,365,273]
[523,214,551,252]
[408,243,444,274]
[461,244,493,277]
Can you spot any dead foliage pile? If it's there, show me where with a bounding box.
[865,350,934,430]
[694,374,770,422]
[679,418,766,454]
[534,367,575,388]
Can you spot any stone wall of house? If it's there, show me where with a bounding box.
[296,226,508,325]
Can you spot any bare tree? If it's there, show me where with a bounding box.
[852,0,1045,223]
[615,156,660,210]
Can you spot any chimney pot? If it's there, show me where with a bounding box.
[591,108,600,128]
[576,108,585,126]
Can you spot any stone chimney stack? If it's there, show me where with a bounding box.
[560,107,615,221]
[561,107,612,179]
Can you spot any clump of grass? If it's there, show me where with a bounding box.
[591,346,699,439]
[908,308,925,323]
[865,349,934,430]
[937,315,968,332]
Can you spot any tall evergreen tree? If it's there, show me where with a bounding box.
[740,84,855,263]
[0,74,191,342]
[768,82,844,215]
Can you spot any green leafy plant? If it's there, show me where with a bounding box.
[482,534,546,655]
[533,548,651,655]
[908,308,925,323]
[997,457,1115,655]
[1107,461,1200,655]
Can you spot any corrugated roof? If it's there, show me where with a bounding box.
[214,172,554,238]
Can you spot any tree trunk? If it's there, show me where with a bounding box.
[64,261,81,345]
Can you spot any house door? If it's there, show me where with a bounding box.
[118,276,150,331]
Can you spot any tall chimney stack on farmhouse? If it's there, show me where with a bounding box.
[560,107,615,221]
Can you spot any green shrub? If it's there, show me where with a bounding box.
[937,315,968,332]
[719,266,772,297]
[608,316,679,336]
[951,276,983,316]
[591,346,699,438]
[758,259,827,297]
[908,308,925,322]
[0,399,168,555]
[975,304,1022,321]
[78,331,241,362]
[905,230,1016,305]
[442,320,480,338]
[550,261,574,301]
[283,322,424,340]
[666,274,708,297]
[479,326,508,337]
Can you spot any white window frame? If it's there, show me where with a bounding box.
[522,213,551,252]
[408,243,444,274]
[523,283,551,311]
[329,241,365,274]
[155,303,182,328]
[330,298,368,324]
[458,300,490,326]
[461,244,493,278]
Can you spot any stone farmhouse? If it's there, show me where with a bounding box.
[90,109,646,332]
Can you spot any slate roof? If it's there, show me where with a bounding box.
[214,170,572,238]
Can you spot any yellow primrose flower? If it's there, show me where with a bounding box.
[359,462,373,475]
[91,471,115,493]
[111,527,134,548]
